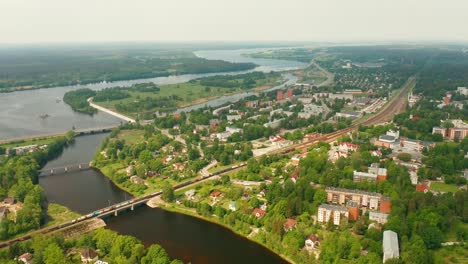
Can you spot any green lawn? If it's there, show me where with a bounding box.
[45,203,81,227]
[430,182,460,193]
[117,129,146,145]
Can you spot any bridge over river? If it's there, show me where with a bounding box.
[0,162,246,249]
[39,163,93,177]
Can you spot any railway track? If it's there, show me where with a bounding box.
[269,76,415,154]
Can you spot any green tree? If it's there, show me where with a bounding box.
[161,182,175,202]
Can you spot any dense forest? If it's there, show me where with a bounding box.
[195,71,280,89]
[0,229,182,264]
[0,48,255,91]
[0,133,74,240]
[63,89,97,115]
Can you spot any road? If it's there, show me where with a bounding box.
[0,75,414,248]
[311,60,334,87]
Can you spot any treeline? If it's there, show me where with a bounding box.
[93,88,130,102]
[0,134,74,240]
[115,95,181,115]
[415,50,468,98]
[63,89,97,115]
[0,229,182,264]
[0,47,256,91]
[195,71,279,89]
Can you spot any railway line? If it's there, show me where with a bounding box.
[0,162,246,249]
[0,76,413,249]
[270,76,415,154]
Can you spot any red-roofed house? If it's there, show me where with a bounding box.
[284,218,297,231]
[416,182,429,193]
[290,173,299,183]
[369,150,382,158]
[253,208,266,218]
[211,190,222,200]
[18,253,33,264]
[339,142,359,153]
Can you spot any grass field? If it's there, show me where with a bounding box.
[95,74,280,118]
[117,129,146,145]
[45,203,81,227]
[430,182,460,193]
[0,136,58,149]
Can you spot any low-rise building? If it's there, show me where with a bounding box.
[18,253,33,264]
[229,201,237,211]
[457,86,468,96]
[81,248,98,263]
[383,230,400,263]
[284,218,297,231]
[305,234,321,250]
[253,208,266,218]
[339,142,359,153]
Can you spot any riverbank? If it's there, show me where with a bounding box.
[153,199,295,264]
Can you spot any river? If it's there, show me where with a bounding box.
[8,47,305,263]
[39,134,288,264]
[0,48,307,140]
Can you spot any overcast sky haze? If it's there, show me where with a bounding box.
[1,0,467,44]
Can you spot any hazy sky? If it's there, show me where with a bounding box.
[1,0,467,43]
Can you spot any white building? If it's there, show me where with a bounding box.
[317,204,349,225]
[383,230,400,263]
[457,87,468,96]
[369,212,389,224]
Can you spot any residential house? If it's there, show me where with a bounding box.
[253,208,266,218]
[210,190,222,201]
[229,201,237,211]
[284,218,297,231]
[126,165,134,176]
[18,253,33,264]
[339,142,359,153]
[185,189,195,200]
[305,234,321,250]
[130,176,145,185]
[81,248,98,263]
[416,182,429,193]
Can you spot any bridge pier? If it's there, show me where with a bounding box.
[131,205,134,211]
[114,210,118,216]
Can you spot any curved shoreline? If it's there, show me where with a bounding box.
[93,163,293,264]
[157,204,295,264]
